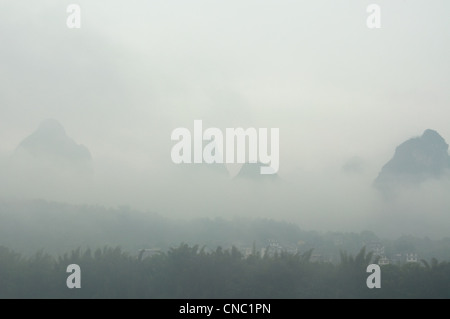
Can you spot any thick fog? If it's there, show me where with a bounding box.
[1,1,450,238]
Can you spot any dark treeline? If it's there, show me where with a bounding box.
[0,244,449,298]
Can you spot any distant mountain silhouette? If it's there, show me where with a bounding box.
[16,119,91,162]
[2,119,94,200]
[12,119,93,177]
[179,161,230,178]
[374,129,450,190]
[234,162,279,181]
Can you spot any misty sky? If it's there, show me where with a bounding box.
[1,1,450,237]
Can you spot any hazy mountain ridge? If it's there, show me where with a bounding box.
[374,129,450,190]
[16,119,92,163]
[11,119,93,175]
[234,162,280,181]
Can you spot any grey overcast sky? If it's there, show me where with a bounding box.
[1,1,449,236]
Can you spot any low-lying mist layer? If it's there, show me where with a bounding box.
[0,199,448,262]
